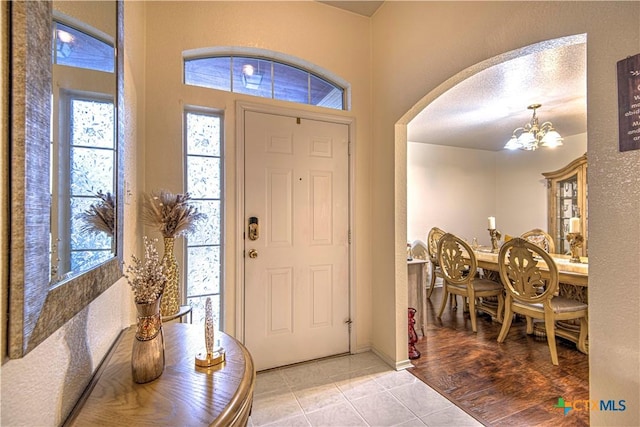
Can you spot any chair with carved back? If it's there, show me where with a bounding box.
[410,239,429,334]
[436,233,504,333]
[410,240,428,261]
[426,227,446,299]
[520,228,556,254]
[518,228,556,328]
[496,237,588,365]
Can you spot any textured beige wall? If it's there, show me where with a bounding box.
[408,136,586,249]
[122,0,147,307]
[53,0,115,40]
[583,4,640,425]
[142,1,373,350]
[407,143,496,245]
[373,1,640,423]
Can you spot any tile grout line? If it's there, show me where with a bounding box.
[254,353,476,426]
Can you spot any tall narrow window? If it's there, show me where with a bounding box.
[55,95,115,276]
[185,110,223,327]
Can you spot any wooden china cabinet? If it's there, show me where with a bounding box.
[542,153,587,256]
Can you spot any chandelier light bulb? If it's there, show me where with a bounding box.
[504,135,520,150]
[503,104,563,151]
[541,129,564,148]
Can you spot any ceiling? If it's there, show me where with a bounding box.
[318,1,384,17]
[408,38,587,151]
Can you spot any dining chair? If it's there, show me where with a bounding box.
[426,227,446,299]
[496,237,588,365]
[520,228,555,253]
[410,239,428,260]
[409,239,428,335]
[436,233,504,333]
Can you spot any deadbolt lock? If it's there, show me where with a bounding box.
[248,217,259,240]
[248,249,258,259]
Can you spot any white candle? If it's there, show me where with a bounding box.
[569,217,580,233]
[488,216,496,229]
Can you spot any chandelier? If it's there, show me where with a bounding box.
[504,104,563,151]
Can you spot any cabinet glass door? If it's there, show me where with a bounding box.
[543,154,587,257]
[555,175,578,254]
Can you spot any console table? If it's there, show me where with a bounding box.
[64,323,255,426]
[162,304,193,323]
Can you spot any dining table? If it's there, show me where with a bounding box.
[471,246,588,349]
[472,246,588,287]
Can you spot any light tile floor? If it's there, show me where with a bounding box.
[248,352,483,427]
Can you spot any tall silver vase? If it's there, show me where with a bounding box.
[132,297,165,383]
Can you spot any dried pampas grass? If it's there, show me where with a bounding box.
[78,190,115,237]
[142,190,205,238]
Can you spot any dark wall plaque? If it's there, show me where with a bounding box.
[617,53,640,152]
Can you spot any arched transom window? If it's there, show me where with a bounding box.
[184,51,347,110]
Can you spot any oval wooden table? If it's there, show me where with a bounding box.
[64,323,255,426]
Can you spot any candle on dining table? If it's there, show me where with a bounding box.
[569,217,580,233]
[488,216,496,229]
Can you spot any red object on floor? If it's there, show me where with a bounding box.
[408,307,421,359]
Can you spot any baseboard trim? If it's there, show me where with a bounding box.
[369,347,412,371]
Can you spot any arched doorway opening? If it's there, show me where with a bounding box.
[395,33,589,422]
[397,33,587,354]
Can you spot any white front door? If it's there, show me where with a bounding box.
[243,110,350,371]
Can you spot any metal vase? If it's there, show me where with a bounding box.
[132,297,165,383]
[160,237,180,316]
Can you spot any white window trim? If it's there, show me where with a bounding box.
[183,46,352,111]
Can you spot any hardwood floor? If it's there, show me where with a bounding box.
[408,287,589,426]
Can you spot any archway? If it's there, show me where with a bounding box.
[396,33,587,353]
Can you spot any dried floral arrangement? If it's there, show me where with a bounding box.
[77,190,115,236]
[142,190,206,238]
[125,236,167,304]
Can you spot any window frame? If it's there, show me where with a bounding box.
[182,107,225,328]
[52,19,115,73]
[65,94,115,273]
[183,49,350,111]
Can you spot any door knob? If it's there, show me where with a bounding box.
[248,249,258,259]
